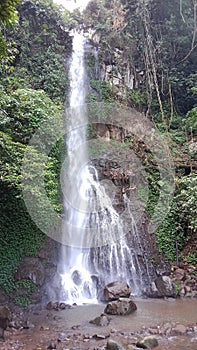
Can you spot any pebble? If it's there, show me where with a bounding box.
[57,332,67,341]
[93,334,110,339]
[47,342,56,349]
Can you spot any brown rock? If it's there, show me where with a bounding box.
[103,281,131,301]
[153,276,176,298]
[106,339,126,350]
[104,298,137,315]
[184,285,191,293]
[173,268,186,281]
[0,306,11,339]
[90,314,110,326]
[14,257,45,286]
[136,336,159,349]
[171,324,187,335]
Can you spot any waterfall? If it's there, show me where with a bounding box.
[58,31,152,304]
[59,32,97,304]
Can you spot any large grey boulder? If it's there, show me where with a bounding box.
[147,276,176,298]
[14,257,45,286]
[0,306,11,339]
[103,281,131,301]
[104,297,137,315]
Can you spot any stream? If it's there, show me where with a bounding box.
[1,298,197,350]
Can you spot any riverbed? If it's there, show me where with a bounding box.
[1,298,197,350]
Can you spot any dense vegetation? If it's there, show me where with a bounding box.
[0,0,72,301]
[0,0,196,302]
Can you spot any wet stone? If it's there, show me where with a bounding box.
[106,339,127,350]
[103,281,131,301]
[71,270,82,285]
[171,324,187,335]
[90,314,111,326]
[92,333,110,339]
[46,301,72,311]
[104,298,137,316]
[47,342,57,349]
[57,332,67,341]
[136,336,159,349]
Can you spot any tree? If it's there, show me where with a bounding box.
[0,0,19,58]
[1,0,72,101]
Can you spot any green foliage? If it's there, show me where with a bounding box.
[0,0,19,62]
[0,0,72,100]
[145,165,161,217]
[0,33,8,58]
[15,278,36,294]
[0,131,25,186]
[156,209,185,262]
[0,185,44,294]
[156,173,197,262]
[126,89,146,109]
[182,107,197,136]
[169,130,186,145]
[14,296,31,307]
[175,174,197,233]
[0,0,19,25]
[26,50,69,101]
[90,80,116,102]
[0,0,72,301]
[0,88,61,144]
[14,279,37,306]
[186,252,197,265]
[44,138,65,213]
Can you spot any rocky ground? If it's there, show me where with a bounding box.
[171,263,197,297]
[1,298,197,350]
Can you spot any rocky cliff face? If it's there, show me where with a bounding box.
[88,32,146,109]
[88,120,171,293]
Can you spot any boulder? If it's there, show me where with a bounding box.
[46,301,72,310]
[104,298,137,316]
[0,306,11,339]
[106,339,126,350]
[71,270,82,286]
[14,257,45,286]
[147,276,176,298]
[89,314,110,326]
[171,324,187,335]
[172,268,186,281]
[136,336,159,349]
[103,281,131,301]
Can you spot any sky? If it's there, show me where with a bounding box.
[54,0,91,12]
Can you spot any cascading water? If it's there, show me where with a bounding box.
[59,32,97,304]
[58,31,152,304]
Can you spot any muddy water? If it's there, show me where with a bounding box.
[62,298,197,332]
[2,298,197,350]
